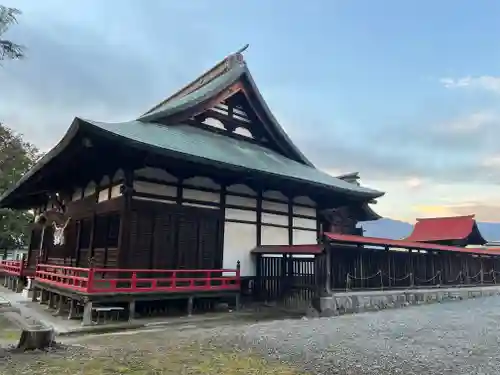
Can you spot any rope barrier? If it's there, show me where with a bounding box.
[343,268,500,290]
[446,271,463,284]
[469,270,483,280]
[346,270,381,281]
[346,270,382,290]
[415,271,441,283]
[388,273,411,282]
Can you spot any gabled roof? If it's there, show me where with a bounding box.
[0,117,384,208]
[337,172,360,184]
[138,48,315,167]
[0,48,386,208]
[337,172,381,220]
[404,215,487,245]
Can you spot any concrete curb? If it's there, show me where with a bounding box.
[56,311,267,337]
[319,285,500,316]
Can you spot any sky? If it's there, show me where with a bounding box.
[1,0,499,223]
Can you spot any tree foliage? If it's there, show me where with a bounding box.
[0,5,24,61]
[0,123,39,250]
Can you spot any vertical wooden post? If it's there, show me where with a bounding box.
[255,254,262,300]
[279,254,286,299]
[235,260,241,311]
[480,257,484,285]
[187,296,194,317]
[128,300,136,321]
[87,256,95,293]
[131,271,137,290]
[82,297,93,326]
[325,245,332,294]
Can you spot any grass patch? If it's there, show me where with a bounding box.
[0,315,20,342]
[2,342,307,375]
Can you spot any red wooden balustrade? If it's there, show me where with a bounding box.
[35,264,241,294]
[0,260,25,276]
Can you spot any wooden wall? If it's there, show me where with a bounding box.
[26,165,325,274]
[125,199,222,270]
[131,167,320,276]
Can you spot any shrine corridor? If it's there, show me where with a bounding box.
[3,295,500,374]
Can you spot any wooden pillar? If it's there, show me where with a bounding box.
[67,299,78,320]
[117,169,133,269]
[464,256,470,284]
[430,252,436,285]
[325,246,332,294]
[187,296,194,317]
[255,254,262,300]
[280,254,287,298]
[31,287,39,302]
[40,289,49,304]
[480,257,484,285]
[48,292,57,309]
[82,299,93,326]
[128,300,136,321]
[55,296,67,316]
[408,249,413,287]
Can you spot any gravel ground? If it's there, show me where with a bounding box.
[3,296,500,374]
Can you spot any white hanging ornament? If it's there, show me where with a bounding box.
[52,217,71,246]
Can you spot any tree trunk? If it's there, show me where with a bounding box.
[16,328,55,351]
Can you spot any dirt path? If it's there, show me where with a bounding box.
[3,296,500,374]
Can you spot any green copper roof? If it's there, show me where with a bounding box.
[139,65,244,123]
[138,52,315,168]
[0,117,384,208]
[84,119,383,198]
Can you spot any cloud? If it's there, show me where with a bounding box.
[440,76,500,94]
[413,203,500,222]
[480,155,500,168]
[0,1,227,150]
[405,177,424,189]
[412,205,455,218]
[1,1,498,196]
[435,111,499,133]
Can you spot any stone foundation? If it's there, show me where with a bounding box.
[319,286,500,316]
[21,277,34,299]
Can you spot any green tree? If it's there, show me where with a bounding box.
[0,5,24,61]
[0,123,39,252]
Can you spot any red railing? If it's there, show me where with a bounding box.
[35,264,241,294]
[35,265,91,292]
[0,260,25,276]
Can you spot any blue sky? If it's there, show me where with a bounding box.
[1,0,499,222]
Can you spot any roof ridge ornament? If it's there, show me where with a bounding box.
[226,44,249,69]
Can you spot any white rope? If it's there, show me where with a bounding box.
[415,271,441,283]
[446,271,463,283]
[388,273,411,282]
[347,270,381,281]
[469,270,483,280]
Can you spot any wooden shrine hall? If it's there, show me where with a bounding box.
[404,215,487,247]
[0,47,384,324]
[3,46,500,321]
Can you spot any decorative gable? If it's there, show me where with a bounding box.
[138,47,314,166]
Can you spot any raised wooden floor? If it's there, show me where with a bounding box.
[30,264,241,325]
